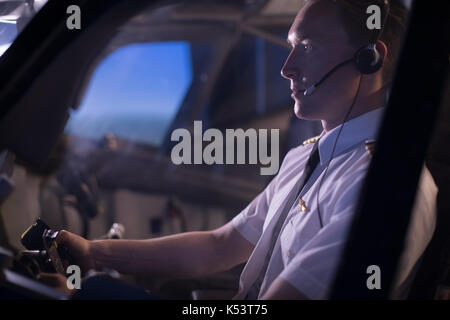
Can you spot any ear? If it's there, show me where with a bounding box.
[375,40,388,60]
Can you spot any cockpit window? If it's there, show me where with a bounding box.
[65,41,193,146]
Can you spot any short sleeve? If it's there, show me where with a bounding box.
[232,174,278,245]
[232,147,299,245]
[278,168,367,299]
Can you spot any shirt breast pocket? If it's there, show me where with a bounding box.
[281,213,321,265]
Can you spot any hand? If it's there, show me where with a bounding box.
[37,273,74,296]
[56,230,96,274]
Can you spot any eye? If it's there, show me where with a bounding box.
[302,41,312,52]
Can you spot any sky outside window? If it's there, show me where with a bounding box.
[66,41,193,146]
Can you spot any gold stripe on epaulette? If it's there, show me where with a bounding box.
[302,135,320,145]
[365,139,376,156]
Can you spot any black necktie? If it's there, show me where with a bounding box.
[245,140,320,299]
[296,140,320,197]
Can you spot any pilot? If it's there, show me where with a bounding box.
[52,0,437,299]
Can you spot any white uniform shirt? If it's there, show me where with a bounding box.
[232,108,437,299]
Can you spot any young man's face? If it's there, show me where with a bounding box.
[281,0,363,125]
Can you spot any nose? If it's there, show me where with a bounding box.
[281,51,300,80]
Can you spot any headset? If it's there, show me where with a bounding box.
[311,0,390,228]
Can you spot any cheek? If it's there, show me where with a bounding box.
[302,60,323,85]
[317,67,360,101]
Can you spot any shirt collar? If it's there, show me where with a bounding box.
[317,107,385,165]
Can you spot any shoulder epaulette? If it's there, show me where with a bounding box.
[365,139,376,156]
[302,135,320,146]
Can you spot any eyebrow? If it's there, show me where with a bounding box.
[287,32,308,47]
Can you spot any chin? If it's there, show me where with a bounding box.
[294,101,316,120]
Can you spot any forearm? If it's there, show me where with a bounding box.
[89,231,224,278]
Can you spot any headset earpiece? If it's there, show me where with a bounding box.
[353,0,390,75]
[354,43,383,75]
